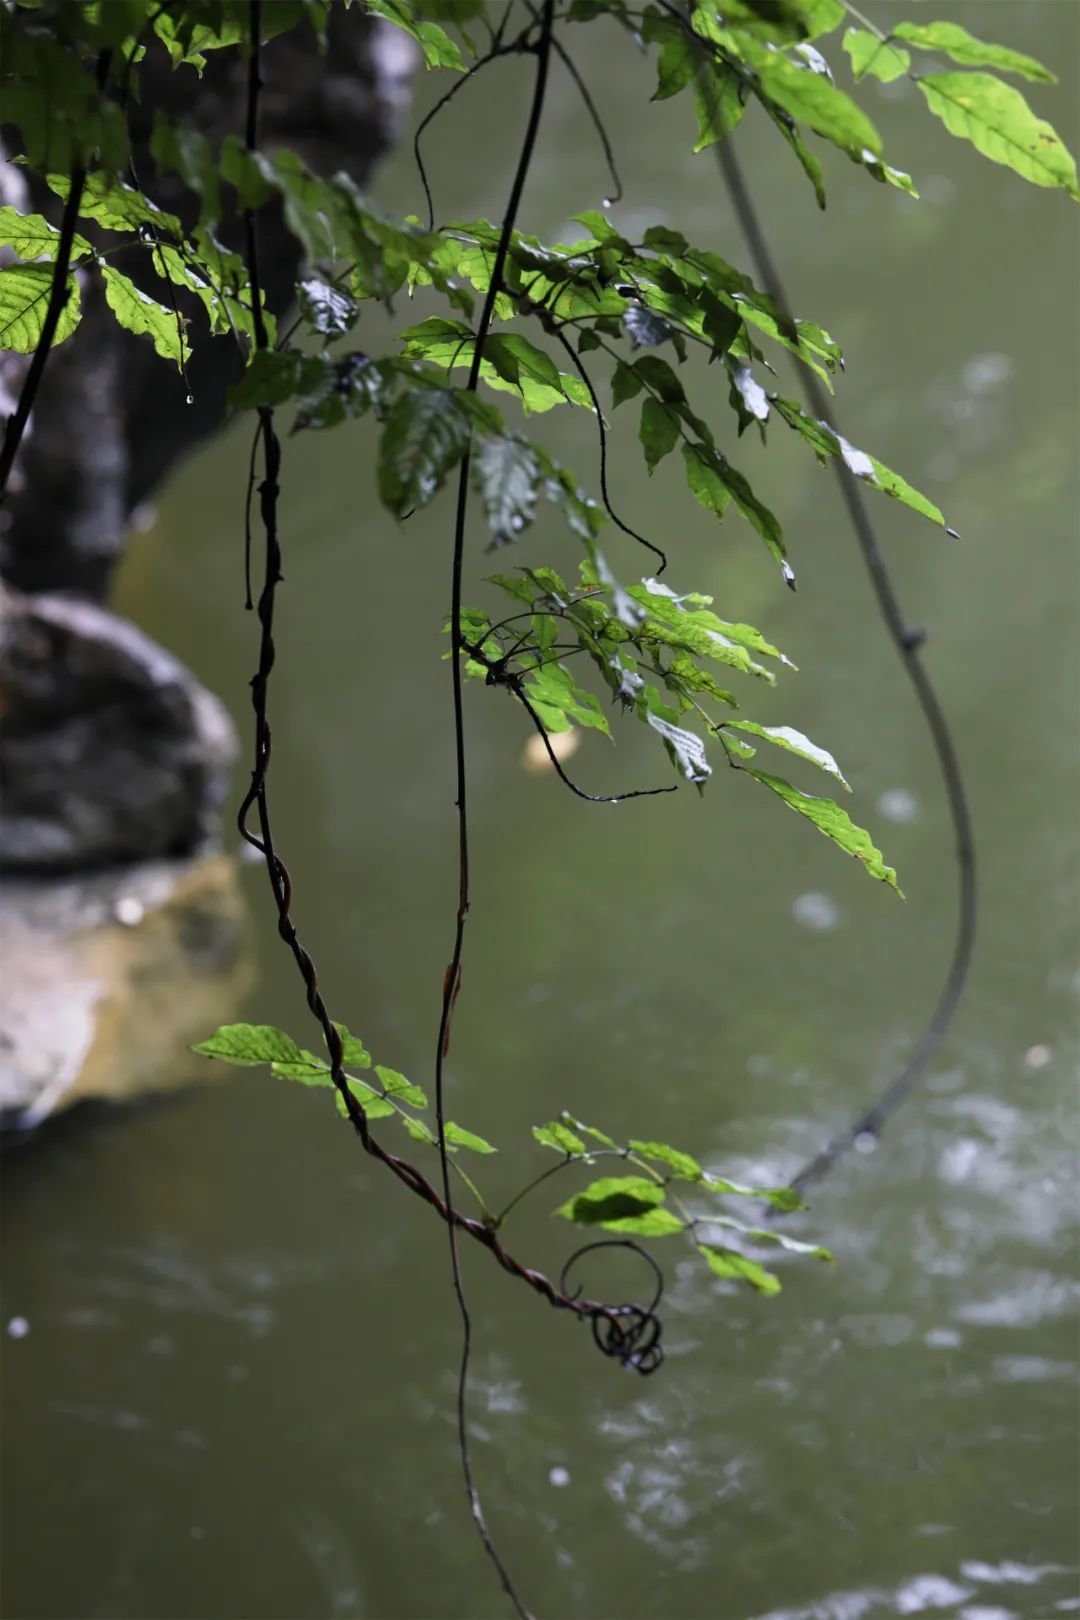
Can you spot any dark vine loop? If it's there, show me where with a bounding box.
[560,1240,665,1376]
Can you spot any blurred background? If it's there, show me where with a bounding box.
[2,4,1077,1617]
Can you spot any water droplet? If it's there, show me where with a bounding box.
[854,1131,877,1155]
[877,788,919,824]
[792,892,839,933]
[549,1466,571,1487]
[1024,1043,1052,1070]
[138,223,154,243]
[185,393,195,405]
[7,1317,29,1339]
[114,896,144,928]
[510,514,525,532]
[945,525,960,539]
[781,560,797,590]
[601,197,613,210]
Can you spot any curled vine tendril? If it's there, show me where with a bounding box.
[560,1240,665,1375]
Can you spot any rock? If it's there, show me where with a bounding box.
[0,853,253,1128]
[0,584,237,872]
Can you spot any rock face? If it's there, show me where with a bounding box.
[0,853,253,1127]
[0,585,236,873]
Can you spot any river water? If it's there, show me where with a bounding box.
[3,5,1078,1617]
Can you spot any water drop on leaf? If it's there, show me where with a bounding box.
[781,560,797,591]
[602,197,613,209]
[854,1131,877,1155]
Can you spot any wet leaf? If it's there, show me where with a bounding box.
[724,722,849,787]
[377,386,472,517]
[648,712,711,787]
[623,305,674,350]
[474,436,540,543]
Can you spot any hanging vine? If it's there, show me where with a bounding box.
[1,0,1075,1611]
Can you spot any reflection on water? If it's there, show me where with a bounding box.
[2,2,1079,1617]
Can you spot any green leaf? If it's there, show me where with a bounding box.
[377,387,472,517]
[683,442,731,519]
[474,436,539,543]
[612,359,643,407]
[751,43,883,158]
[724,722,849,787]
[842,27,910,83]
[0,207,92,261]
[693,62,748,151]
[230,350,334,411]
[193,1024,305,1066]
[773,399,952,529]
[561,1113,618,1149]
[374,1065,426,1106]
[444,1122,497,1154]
[48,172,181,237]
[0,264,80,352]
[556,1176,666,1225]
[534,1122,587,1156]
[365,0,466,69]
[335,1024,373,1070]
[270,1053,334,1083]
[639,395,680,474]
[748,770,902,891]
[919,73,1079,196]
[598,1206,687,1237]
[525,663,611,736]
[703,1178,806,1211]
[893,20,1056,83]
[101,264,187,368]
[698,1243,781,1294]
[335,1081,396,1121]
[400,1114,438,1145]
[629,1140,703,1181]
[653,31,696,101]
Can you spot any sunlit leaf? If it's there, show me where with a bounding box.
[842,28,910,83]
[629,1140,704,1180]
[724,722,849,787]
[474,435,540,543]
[698,1243,781,1294]
[748,770,902,891]
[919,72,1079,196]
[648,712,711,787]
[893,20,1056,83]
[444,1122,497,1154]
[101,264,187,367]
[0,206,92,260]
[193,1024,306,1066]
[534,1122,587,1156]
[556,1176,665,1224]
[0,264,80,352]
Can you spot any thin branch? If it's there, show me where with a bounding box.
[714,137,977,1201]
[511,680,677,804]
[436,5,557,1614]
[545,320,669,570]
